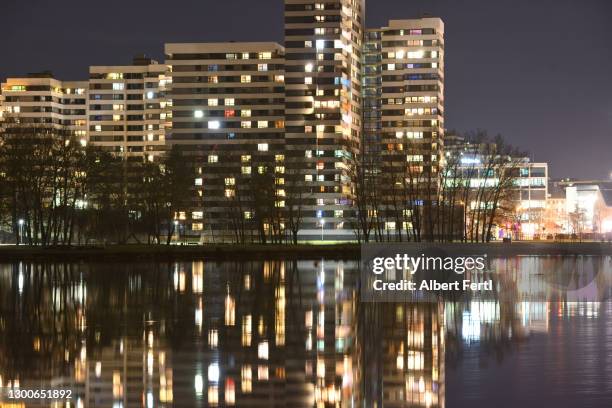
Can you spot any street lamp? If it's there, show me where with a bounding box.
[18,219,24,245]
[320,219,325,242]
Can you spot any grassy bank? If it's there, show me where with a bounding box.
[0,241,612,262]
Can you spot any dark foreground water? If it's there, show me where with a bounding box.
[0,257,611,407]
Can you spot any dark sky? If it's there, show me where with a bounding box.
[3,0,611,180]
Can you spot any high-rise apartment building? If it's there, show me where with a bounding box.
[87,56,171,162]
[364,18,445,236]
[165,43,286,242]
[0,73,88,144]
[284,0,365,240]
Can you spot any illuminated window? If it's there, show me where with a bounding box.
[305,77,313,85]
[208,98,218,106]
[192,223,203,231]
[242,166,251,175]
[208,121,220,129]
[258,143,268,152]
[241,109,251,117]
[257,121,268,129]
[192,211,204,220]
[225,98,235,106]
[225,177,235,186]
[241,121,251,129]
[258,64,268,72]
[241,75,251,83]
[241,155,251,163]
[112,83,124,91]
[194,110,204,119]
[208,155,218,163]
[242,52,250,59]
[113,114,121,121]
[258,52,272,60]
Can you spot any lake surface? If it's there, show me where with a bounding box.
[0,257,611,407]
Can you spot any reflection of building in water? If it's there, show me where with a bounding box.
[361,303,445,407]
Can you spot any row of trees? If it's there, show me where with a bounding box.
[0,124,192,245]
[0,122,524,245]
[353,131,525,243]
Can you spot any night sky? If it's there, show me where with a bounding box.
[2,0,611,180]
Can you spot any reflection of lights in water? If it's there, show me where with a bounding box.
[208,329,218,348]
[258,341,269,360]
[147,391,154,408]
[147,351,154,377]
[148,331,154,348]
[192,261,204,293]
[195,299,203,329]
[194,373,204,395]
[241,365,252,393]
[18,270,24,294]
[462,301,500,343]
[257,365,269,381]
[208,363,219,383]
[225,293,235,326]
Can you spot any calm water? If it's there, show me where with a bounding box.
[0,257,612,407]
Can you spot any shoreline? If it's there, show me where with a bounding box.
[0,242,611,261]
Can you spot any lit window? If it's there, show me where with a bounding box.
[192,211,203,219]
[305,175,313,182]
[242,52,250,59]
[316,39,325,50]
[95,125,102,132]
[258,64,268,72]
[241,109,251,117]
[241,155,251,163]
[112,83,124,91]
[208,98,218,106]
[305,77,313,85]
[241,75,251,83]
[257,121,268,129]
[192,223,203,231]
[208,121,221,129]
[194,110,204,119]
[208,155,218,163]
[195,178,203,186]
[258,143,269,152]
[113,114,121,121]
[241,121,251,129]
[242,166,251,175]
[225,98,235,106]
[305,63,314,72]
[258,52,272,60]
[305,40,313,48]
[225,177,235,186]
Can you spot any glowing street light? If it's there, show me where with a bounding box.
[18,219,24,245]
[320,219,325,241]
